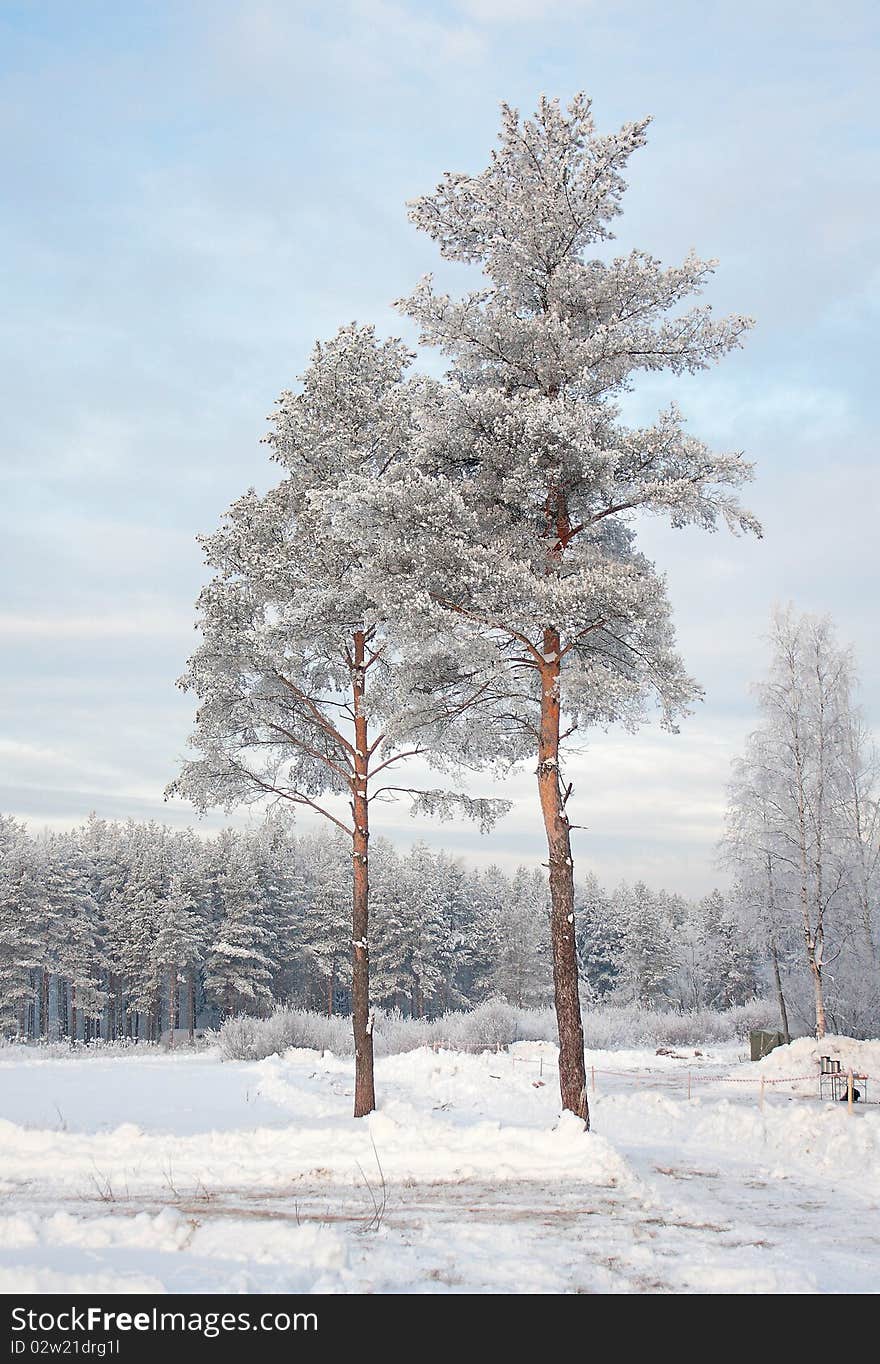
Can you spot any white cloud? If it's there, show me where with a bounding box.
[456,0,591,21]
[0,610,191,641]
[207,0,486,90]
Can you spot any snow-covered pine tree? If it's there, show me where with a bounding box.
[345,96,757,1120]
[465,864,510,1004]
[114,821,174,1040]
[250,821,302,1008]
[696,889,754,1010]
[78,814,130,1037]
[399,843,454,1017]
[575,871,620,1000]
[169,830,212,1038]
[169,325,509,1111]
[0,818,43,1037]
[150,874,207,1044]
[433,851,477,1011]
[370,845,415,1013]
[670,889,754,1012]
[491,867,552,1008]
[57,856,105,1043]
[29,836,68,1038]
[299,827,351,1015]
[613,881,677,1006]
[204,841,274,1020]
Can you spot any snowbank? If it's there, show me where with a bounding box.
[751,1034,880,1086]
[0,1211,351,1294]
[0,1106,635,1197]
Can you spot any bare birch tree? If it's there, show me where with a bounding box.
[725,608,867,1038]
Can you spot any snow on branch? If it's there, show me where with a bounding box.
[386,787,513,834]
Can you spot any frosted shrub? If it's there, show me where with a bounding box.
[218,998,783,1063]
[372,1009,434,1057]
[726,999,778,1037]
[513,1007,558,1043]
[443,998,519,1052]
[0,1036,215,1057]
[220,1008,353,1060]
[580,1002,778,1050]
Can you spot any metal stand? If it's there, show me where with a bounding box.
[819,1055,868,1103]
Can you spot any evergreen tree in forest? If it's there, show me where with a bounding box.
[204,844,274,1019]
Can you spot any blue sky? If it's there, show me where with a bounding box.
[2,0,878,893]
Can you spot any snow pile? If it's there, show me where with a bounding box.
[0,1266,166,1295]
[0,1106,636,1197]
[596,1086,880,1195]
[696,1098,880,1187]
[750,1035,880,1089]
[716,1035,880,1103]
[0,1210,351,1295]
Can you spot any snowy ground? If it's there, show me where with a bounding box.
[1,1036,878,1294]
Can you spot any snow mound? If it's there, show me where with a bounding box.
[0,1211,351,1294]
[0,1105,640,1197]
[597,1086,880,1194]
[0,1265,165,1294]
[751,1035,880,1085]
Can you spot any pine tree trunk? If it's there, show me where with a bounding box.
[168,966,177,1048]
[40,970,49,1039]
[538,634,588,1124]
[351,629,376,1118]
[188,969,196,1041]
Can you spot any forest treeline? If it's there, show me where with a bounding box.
[0,813,745,1040]
[1,801,876,1043]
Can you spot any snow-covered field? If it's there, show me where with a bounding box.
[1,1036,878,1294]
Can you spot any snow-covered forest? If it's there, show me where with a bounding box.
[0,812,759,1039]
